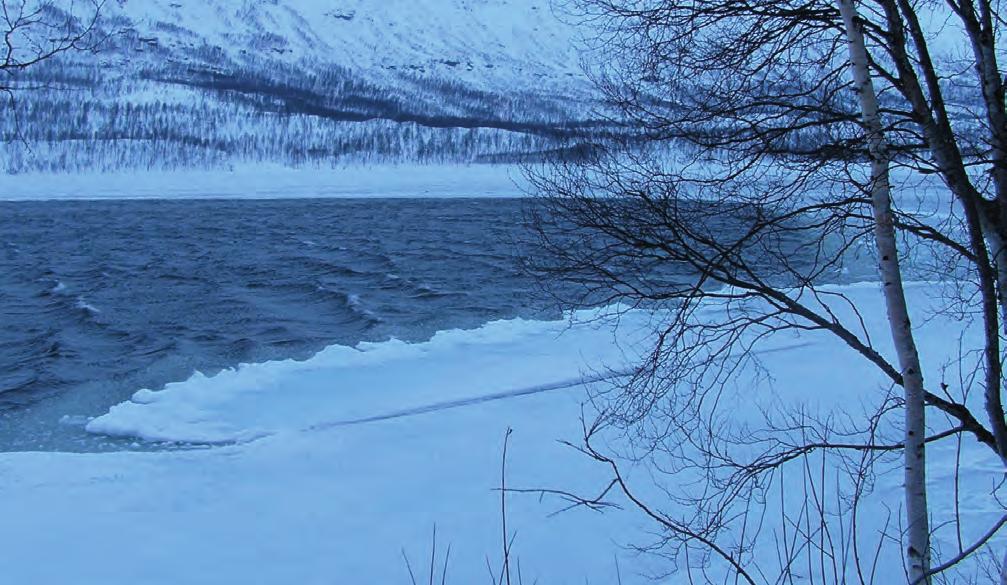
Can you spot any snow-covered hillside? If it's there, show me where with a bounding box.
[111,0,587,94]
[2,0,606,175]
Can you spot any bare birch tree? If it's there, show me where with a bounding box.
[837,0,931,579]
[528,0,1007,581]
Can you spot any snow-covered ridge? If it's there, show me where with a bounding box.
[111,0,587,94]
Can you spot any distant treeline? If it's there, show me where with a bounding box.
[0,40,615,174]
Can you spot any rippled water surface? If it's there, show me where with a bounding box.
[0,196,871,452]
[0,198,554,451]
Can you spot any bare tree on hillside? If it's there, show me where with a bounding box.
[528,0,1007,582]
[0,0,103,121]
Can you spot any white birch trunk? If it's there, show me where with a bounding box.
[836,1,931,582]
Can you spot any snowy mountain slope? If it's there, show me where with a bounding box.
[1,0,606,175]
[110,0,588,95]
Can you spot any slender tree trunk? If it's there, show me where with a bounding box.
[836,0,931,582]
[883,0,1007,470]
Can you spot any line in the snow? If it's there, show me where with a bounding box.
[304,341,814,431]
[306,369,635,431]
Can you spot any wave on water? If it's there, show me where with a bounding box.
[75,297,102,315]
[346,293,382,322]
[312,285,383,326]
[0,198,569,451]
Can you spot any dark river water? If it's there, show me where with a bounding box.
[0,197,870,452]
[0,198,562,451]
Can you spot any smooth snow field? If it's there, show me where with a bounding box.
[0,282,1003,584]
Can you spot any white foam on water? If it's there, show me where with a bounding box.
[74,297,101,315]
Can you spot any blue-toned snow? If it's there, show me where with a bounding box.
[0,282,1001,584]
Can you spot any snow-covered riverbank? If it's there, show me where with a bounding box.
[0,282,1002,583]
